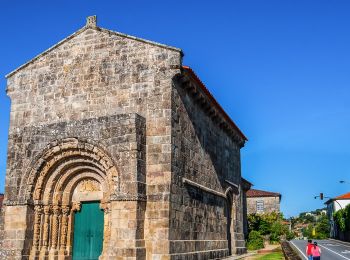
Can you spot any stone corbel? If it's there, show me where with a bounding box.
[225,180,239,195]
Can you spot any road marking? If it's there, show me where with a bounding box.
[341,250,350,254]
[329,239,350,249]
[290,241,308,260]
[324,243,340,246]
[319,244,350,260]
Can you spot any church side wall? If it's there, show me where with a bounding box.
[169,78,246,259]
[4,27,182,259]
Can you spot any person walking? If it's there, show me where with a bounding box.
[312,242,322,260]
[306,239,313,260]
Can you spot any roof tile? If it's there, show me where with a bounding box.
[246,189,280,198]
[336,192,350,200]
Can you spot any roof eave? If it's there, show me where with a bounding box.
[182,66,248,142]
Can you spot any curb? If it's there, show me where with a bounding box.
[281,241,302,260]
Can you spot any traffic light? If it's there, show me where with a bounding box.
[320,193,323,200]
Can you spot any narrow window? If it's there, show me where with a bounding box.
[256,200,264,212]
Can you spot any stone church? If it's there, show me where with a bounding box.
[0,16,250,259]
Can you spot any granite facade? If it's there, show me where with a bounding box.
[1,16,247,259]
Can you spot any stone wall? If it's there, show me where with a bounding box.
[247,196,280,214]
[168,73,246,259]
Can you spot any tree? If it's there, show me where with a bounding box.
[247,212,291,245]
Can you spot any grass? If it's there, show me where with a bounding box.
[257,252,284,260]
[255,251,284,260]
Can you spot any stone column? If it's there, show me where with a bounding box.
[50,205,61,254]
[40,205,51,256]
[66,202,80,256]
[59,205,70,257]
[29,204,43,258]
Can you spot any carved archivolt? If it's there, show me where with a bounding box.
[25,138,116,259]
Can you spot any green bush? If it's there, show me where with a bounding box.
[270,222,287,243]
[247,231,264,250]
[286,231,296,241]
[248,212,289,244]
[334,210,346,231]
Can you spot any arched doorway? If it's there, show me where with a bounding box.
[226,194,233,255]
[225,188,235,256]
[20,138,118,259]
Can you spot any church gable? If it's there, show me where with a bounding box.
[6,16,182,128]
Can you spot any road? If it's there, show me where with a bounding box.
[290,239,350,260]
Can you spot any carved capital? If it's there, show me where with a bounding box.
[72,202,81,212]
[61,205,70,215]
[43,205,51,214]
[53,205,61,215]
[34,204,43,214]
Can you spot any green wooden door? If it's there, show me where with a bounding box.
[73,201,104,260]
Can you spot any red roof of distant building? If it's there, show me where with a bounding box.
[0,194,4,209]
[246,189,281,198]
[336,192,350,200]
[325,192,350,205]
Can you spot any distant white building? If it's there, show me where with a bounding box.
[325,192,350,238]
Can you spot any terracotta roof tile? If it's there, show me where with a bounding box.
[336,192,350,200]
[246,189,281,198]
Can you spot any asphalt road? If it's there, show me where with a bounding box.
[290,239,350,260]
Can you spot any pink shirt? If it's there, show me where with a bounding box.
[312,246,321,257]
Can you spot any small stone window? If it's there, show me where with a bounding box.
[256,200,264,212]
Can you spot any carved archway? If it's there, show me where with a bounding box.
[23,138,118,259]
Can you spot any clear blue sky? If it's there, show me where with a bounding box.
[1,1,350,217]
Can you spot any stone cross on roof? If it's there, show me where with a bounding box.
[86,15,97,28]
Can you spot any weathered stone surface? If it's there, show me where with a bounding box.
[247,196,281,214]
[246,189,281,214]
[1,16,248,259]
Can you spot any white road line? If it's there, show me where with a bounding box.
[290,241,308,260]
[328,239,350,249]
[319,244,350,260]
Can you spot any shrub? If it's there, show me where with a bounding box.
[247,231,264,250]
[286,230,296,241]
